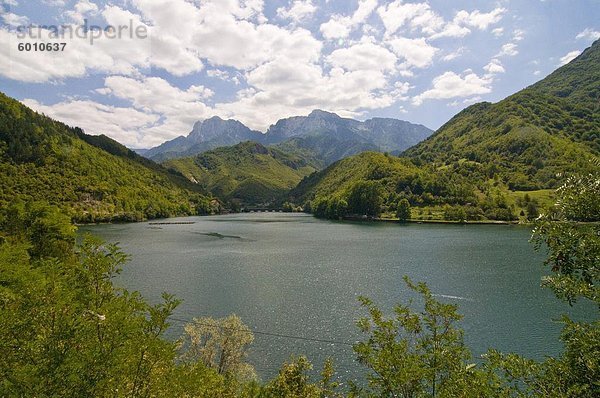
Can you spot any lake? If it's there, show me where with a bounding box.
[79,212,593,381]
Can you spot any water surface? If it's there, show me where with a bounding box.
[79,213,593,380]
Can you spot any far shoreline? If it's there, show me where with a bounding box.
[75,211,527,227]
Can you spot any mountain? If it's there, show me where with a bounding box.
[162,141,317,206]
[146,110,432,165]
[263,109,367,143]
[0,92,216,222]
[404,39,600,190]
[273,134,378,169]
[132,148,150,156]
[266,110,432,152]
[145,116,264,162]
[264,110,432,164]
[362,118,434,154]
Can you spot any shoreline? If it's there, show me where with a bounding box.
[75,211,526,227]
[340,215,521,225]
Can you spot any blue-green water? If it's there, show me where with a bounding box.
[79,213,593,381]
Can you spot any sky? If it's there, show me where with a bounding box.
[0,0,598,149]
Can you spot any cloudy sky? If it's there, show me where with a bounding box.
[0,0,598,148]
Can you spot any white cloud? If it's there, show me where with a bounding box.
[65,0,99,23]
[38,0,65,6]
[101,75,214,141]
[463,96,482,104]
[496,42,519,57]
[22,98,160,147]
[319,0,378,39]
[412,71,492,105]
[558,50,581,66]
[277,0,317,22]
[327,39,397,72]
[320,15,352,39]
[377,0,444,37]
[453,8,505,30]
[0,13,153,83]
[387,37,437,68]
[41,0,65,6]
[378,2,504,40]
[492,27,504,37]
[391,81,411,101]
[512,29,525,41]
[351,0,379,24]
[450,96,482,107]
[214,54,397,130]
[427,22,470,40]
[206,69,241,85]
[483,58,505,74]
[177,0,321,70]
[1,12,28,27]
[0,0,323,82]
[576,28,600,41]
[21,75,219,147]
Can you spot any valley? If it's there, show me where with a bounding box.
[0,1,598,396]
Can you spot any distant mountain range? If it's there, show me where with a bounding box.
[143,110,433,165]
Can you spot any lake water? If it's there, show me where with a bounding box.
[79,212,593,382]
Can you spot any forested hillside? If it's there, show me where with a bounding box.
[288,152,524,221]
[0,93,217,222]
[163,141,317,206]
[404,39,599,190]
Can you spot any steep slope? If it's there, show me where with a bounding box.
[361,118,433,153]
[264,109,432,156]
[145,116,264,161]
[272,134,378,168]
[405,39,600,190]
[263,109,368,143]
[163,141,317,205]
[0,92,216,222]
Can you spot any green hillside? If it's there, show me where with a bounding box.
[290,151,557,221]
[404,39,599,190]
[290,151,512,220]
[272,133,377,169]
[163,141,317,206]
[0,92,217,222]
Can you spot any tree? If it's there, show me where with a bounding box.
[532,159,600,304]
[526,201,539,220]
[352,277,499,397]
[443,205,467,221]
[347,181,383,217]
[180,314,256,381]
[396,199,411,221]
[262,356,342,398]
[0,201,233,397]
[488,158,600,397]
